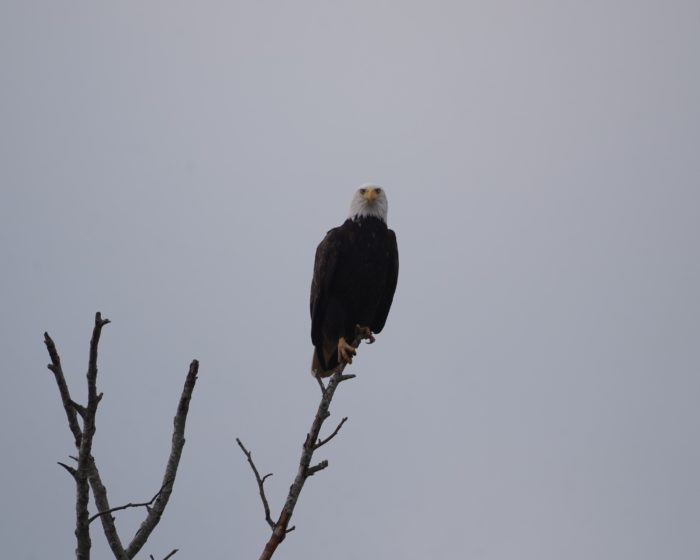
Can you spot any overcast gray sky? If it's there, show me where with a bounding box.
[2,1,699,559]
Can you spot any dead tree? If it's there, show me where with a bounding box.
[43,312,199,560]
[238,329,369,560]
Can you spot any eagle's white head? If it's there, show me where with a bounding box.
[349,184,388,222]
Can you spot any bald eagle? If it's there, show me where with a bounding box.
[310,185,399,377]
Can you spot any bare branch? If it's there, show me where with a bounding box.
[314,417,348,449]
[44,332,82,448]
[314,375,327,395]
[305,460,329,477]
[46,314,111,559]
[149,550,178,560]
[46,315,129,559]
[89,485,164,524]
[58,461,78,479]
[70,400,88,419]
[256,332,363,560]
[67,312,111,559]
[87,458,127,559]
[236,438,275,528]
[125,360,200,558]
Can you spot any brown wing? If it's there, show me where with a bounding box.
[310,226,343,347]
[371,228,399,334]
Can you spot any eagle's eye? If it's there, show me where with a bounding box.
[359,188,366,195]
[375,188,382,194]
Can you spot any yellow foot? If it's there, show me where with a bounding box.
[337,336,357,364]
[355,325,376,344]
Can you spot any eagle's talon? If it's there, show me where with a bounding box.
[355,325,376,344]
[337,337,356,364]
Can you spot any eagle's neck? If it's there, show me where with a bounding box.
[349,215,387,229]
[349,207,387,223]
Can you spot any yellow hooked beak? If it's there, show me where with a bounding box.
[363,188,378,201]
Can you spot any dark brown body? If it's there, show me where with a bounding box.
[310,215,399,376]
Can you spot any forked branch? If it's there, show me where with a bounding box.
[241,331,367,560]
[44,313,199,559]
[314,416,348,449]
[236,438,275,529]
